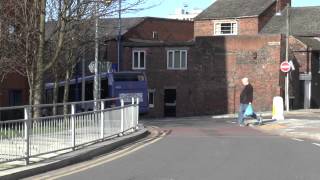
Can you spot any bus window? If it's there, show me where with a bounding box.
[101,79,109,99]
[58,86,64,103]
[113,73,145,81]
[45,89,53,104]
[85,82,93,100]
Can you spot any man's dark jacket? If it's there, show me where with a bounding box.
[240,84,253,104]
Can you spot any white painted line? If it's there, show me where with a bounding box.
[292,138,304,142]
[312,143,320,147]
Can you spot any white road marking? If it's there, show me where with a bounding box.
[312,143,320,147]
[291,138,304,142]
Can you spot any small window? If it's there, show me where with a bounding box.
[214,21,237,36]
[167,50,187,70]
[152,31,159,40]
[9,90,22,106]
[148,89,155,108]
[132,50,146,70]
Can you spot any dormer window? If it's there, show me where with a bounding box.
[214,21,238,36]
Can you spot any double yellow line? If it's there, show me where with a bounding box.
[33,127,166,180]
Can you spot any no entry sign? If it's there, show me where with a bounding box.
[280,61,290,73]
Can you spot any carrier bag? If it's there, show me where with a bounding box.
[244,104,254,117]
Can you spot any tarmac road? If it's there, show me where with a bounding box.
[26,116,320,180]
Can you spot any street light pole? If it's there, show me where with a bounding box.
[285,3,290,112]
[94,2,100,110]
[117,0,122,72]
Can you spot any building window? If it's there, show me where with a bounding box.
[9,90,22,106]
[152,31,159,40]
[132,50,146,70]
[148,89,155,108]
[167,50,187,70]
[214,21,238,35]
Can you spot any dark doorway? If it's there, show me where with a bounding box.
[164,89,176,117]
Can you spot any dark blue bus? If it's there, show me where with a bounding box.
[45,72,149,113]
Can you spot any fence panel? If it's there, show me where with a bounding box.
[0,98,139,164]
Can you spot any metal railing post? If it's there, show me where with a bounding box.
[100,100,105,139]
[71,104,76,150]
[136,97,139,129]
[120,99,124,135]
[131,97,135,132]
[24,106,31,165]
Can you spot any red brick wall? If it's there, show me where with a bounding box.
[239,18,259,35]
[192,35,283,114]
[194,18,260,37]
[0,73,28,107]
[194,20,214,37]
[124,18,194,42]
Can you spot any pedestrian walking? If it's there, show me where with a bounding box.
[237,77,262,126]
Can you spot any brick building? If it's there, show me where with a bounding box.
[191,0,320,115]
[68,0,320,117]
[103,15,284,117]
[102,2,288,117]
[101,17,195,117]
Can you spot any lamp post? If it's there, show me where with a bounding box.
[285,3,290,112]
[94,2,100,110]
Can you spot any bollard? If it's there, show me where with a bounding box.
[272,96,285,120]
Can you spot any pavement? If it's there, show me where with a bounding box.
[228,109,320,142]
[253,109,320,141]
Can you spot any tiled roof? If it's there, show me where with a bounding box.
[98,18,145,39]
[260,6,320,36]
[45,17,145,40]
[195,0,275,20]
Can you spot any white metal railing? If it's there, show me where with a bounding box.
[0,97,139,165]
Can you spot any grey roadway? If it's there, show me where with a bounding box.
[26,116,320,180]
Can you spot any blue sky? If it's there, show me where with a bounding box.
[124,0,320,18]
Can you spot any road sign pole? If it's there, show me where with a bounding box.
[285,3,290,112]
[285,72,289,112]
